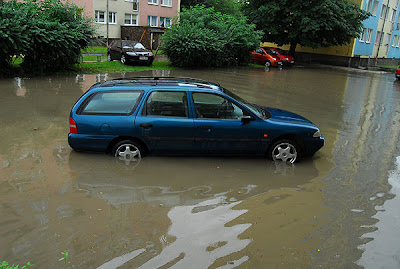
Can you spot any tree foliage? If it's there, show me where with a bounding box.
[243,0,370,55]
[0,0,94,74]
[180,0,242,16]
[162,5,263,68]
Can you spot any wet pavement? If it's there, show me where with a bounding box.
[1,66,400,268]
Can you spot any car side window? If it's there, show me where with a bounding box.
[255,48,263,54]
[80,91,142,115]
[144,91,188,118]
[192,92,244,120]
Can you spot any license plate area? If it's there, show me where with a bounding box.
[139,56,148,60]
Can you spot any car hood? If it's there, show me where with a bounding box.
[264,107,315,126]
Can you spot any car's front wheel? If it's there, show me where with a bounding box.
[120,54,126,64]
[112,140,143,165]
[265,61,271,67]
[269,139,300,163]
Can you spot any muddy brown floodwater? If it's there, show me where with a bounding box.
[1,66,400,268]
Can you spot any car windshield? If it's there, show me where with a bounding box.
[264,48,278,55]
[121,41,146,50]
[222,88,267,118]
[274,48,285,55]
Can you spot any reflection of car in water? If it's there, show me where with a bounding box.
[68,77,324,163]
[68,151,320,207]
[108,40,154,65]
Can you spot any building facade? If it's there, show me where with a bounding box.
[71,0,180,39]
[354,0,400,58]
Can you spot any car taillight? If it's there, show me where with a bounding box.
[69,117,78,134]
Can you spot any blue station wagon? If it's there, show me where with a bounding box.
[68,77,324,163]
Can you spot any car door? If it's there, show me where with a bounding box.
[110,40,121,59]
[191,92,263,154]
[253,48,266,64]
[135,90,195,153]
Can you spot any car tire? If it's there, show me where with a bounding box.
[112,140,143,161]
[120,54,126,64]
[265,61,271,67]
[268,139,300,163]
[107,53,112,61]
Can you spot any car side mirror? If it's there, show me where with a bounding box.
[241,115,254,124]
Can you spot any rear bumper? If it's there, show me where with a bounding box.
[68,133,117,152]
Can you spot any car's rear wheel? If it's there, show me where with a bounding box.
[265,61,271,67]
[112,140,143,165]
[120,54,126,64]
[269,139,300,163]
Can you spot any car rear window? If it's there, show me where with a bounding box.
[80,91,142,115]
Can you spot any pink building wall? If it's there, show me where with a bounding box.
[67,0,93,18]
[139,0,180,26]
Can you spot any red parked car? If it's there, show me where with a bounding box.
[396,66,400,80]
[250,47,282,67]
[266,47,295,66]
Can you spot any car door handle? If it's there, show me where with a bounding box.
[200,125,213,130]
[140,123,153,129]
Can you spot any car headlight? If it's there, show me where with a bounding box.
[313,130,321,138]
[148,52,154,57]
[126,51,137,56]
[273,58,277,60]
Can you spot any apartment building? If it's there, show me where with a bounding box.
[72,0,180,38]
[355,0,400,58]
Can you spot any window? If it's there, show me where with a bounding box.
[144,91,188,118]
[148,15,157,26]
[381,5,388,19]
[125,14,138,25]
[95,10,105,23]
[365,0,373,12]
[393,35,398,46]
[192,93,245,120]
[375,31,382,44]
[160,17,171,27]
[108,12,117,24]
[81,91,142,115]
[161,0,172,6]
[372,1,379,15]
[385,33,392,45]
[391,9,397,22]
[148,0,158,4]
[359,28,367,42]
[366,29,373,43]
[126,0,139,10]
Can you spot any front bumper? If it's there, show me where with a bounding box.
[302,135,325,157]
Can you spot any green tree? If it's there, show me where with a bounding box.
[162,5,263,68]
[243,0,370,55]
[0,0,94,75]
[180,0,242,16]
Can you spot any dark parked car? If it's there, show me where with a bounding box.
[250,47,283,67]
[68,77,324,163]
[108,40,154,65]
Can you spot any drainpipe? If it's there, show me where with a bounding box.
[376,0,390,64]
[106,0,109,47]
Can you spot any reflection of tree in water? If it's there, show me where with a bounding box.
[98,196,251,268]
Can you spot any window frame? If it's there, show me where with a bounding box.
[381,4,388,20]
[148,15,158,26]
[160,0,172,7]
[124,13,138,25]
[366,29,373,43]
[148,0,158,5]
[160,17,171,27]
[77,90,144,116]
[375,31,382,45]
[359,28,367,42]
[95,10,105,23]
[108,12,117,24]
[142,91,189,118]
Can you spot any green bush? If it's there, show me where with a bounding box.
[161,5,263,68]
[0,0,94,75]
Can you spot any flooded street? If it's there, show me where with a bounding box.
[1,66,400,268]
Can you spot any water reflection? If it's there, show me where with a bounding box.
[357,156,400,268]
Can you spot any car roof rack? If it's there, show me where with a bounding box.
[98,76,221,90]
